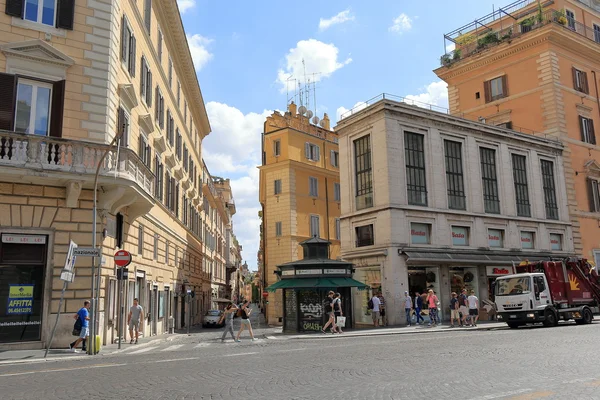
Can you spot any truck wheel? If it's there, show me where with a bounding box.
[543,310,558,327]
[507,322,521,329]
[583,308,593,324]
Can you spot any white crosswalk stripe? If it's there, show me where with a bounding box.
[128,346,158,354]
[194,343,211,348]
[160,345,184,352]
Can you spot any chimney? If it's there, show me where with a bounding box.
[288,101,297,116]
[322,113,331,131]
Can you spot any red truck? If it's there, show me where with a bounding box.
[494,258,600,328]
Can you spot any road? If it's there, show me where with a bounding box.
[0,323,599,399]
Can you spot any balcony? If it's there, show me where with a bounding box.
[440,2,600,67]
[0,130,155,219]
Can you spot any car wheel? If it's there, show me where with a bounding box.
[543,310,557,327]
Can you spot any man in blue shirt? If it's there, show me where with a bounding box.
[69,300,90,352]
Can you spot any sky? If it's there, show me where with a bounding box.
[176,0,501,270]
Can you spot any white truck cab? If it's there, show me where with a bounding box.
[494,273,553,328]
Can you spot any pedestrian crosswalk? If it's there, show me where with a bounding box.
[113,338,264,356]
[161,345,184,352]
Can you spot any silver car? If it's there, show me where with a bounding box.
[202,310,224,328]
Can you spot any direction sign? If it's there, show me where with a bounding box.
[73,247,101,257]
[114,250,132,267]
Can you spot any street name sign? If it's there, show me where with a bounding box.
[73,247,101,257]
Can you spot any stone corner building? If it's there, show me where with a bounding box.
[336,97,573,326]
[0,0,240,349]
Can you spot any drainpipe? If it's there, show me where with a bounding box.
[323,140,331,258]
[592,71,600,123]
[261,122,267,314]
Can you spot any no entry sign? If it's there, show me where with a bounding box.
[114,250,132,267]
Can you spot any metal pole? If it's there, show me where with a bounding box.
[117,271,122,349]
[45,281,68,358]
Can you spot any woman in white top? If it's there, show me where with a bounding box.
[333,293,343,333]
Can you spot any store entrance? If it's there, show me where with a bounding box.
[408,268,427,295]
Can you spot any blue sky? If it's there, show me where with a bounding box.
[177,0,500,269]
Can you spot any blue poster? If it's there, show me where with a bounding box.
[7,285,34,315]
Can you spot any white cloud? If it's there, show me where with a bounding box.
[446,43,455,53]
[319,9,355,31]
[389,13,412,34]
[186,34,214,71]
[276,39,352,92]
[177,0,195,13]
[404,81,449,110]
[336,101,367,122]
[202,102,273,270]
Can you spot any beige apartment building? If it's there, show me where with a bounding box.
[0,0,240,350]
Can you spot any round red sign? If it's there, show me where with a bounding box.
[114,250,132,267]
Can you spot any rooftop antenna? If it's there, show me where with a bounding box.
[302,58,309,112]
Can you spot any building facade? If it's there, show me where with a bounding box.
[259,102,340,325]
[337,98,573,326]
[435,0,600,266]
[0,0,240,349]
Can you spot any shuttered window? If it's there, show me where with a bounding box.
[330,150,339,167]
[121,16,136,76]
[572,67,589,94]
[117,106,130,148]
[309,177,318,197]
[274,179,282,195]
[334,183,341,202]
[579,116,596,145]
[155,86,164,129]
[305,142,320,161]
[143,0,152,34]
[310,215,320,238]
[140,57,152,107]
[587,178,600,213]
[484,75,508,102]
[154,155,164,202]
[275,222,282,237]
[5,0,74,29]
[157,29,163,62]
[138,134,152,168]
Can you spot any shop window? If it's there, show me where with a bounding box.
[354,135,373,210]
[572,67,589,94]
[480,147,500,214]
[579,116,596,145]
[405,132,427,206]
[520,231,535,249]
[511,154,531,217]
[484,76,507,102]
[550,233,562,251]
[410,223,431,245]
[355,224,374,247]
[541,160,559,220]
[444,140,466,210]
[488,229,504,248]
[451,226,469,246]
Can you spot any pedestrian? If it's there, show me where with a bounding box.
[426,289,439,327]
[414,292,424,325]
[468,290,479,327]
[322,291,338,334]
[236,300,255,341]
[378,292,387,326]
[219,302,238,342]
[127,298,144,344]
[458,288,468,327]
[449,292,460,327]
[404,291,413,326]
[69,300,90,353]
[370,292,381,327]
[333,292,344,333]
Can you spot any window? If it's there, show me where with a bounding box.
[354,135,373,210]
[143,0,152,34]
[405,132,427,206]
[183,145,188,171]
[330,150,339,167]
[355,224,374,247]
[166,111,174,146]
[444,140,466,210]
[155,86,164,128]
[274,179,282,195]
[154,155,164,202]
[7,0,74,28]
[157,29,163,62]
[140,57,152,106]
[579,116,596,144]
[480,147,500,214]
[572,68,589,94]
[121,16,136,76]
[176,130,182,158]
[566,9,575,30]
[275,222,282,237]
[153,233,158,260]
[309,177,318,197]
[138,133,152,167]
[117,106,130,147]
[184,102,187,124]
[540,160,559,220]
[594,24,600,44]
[335,218,341,240]
[168,58,173,87]
[310,215,320,238]
[138,225,144,255]
[451,226,469,246]
[177,81,181,107]
[520,231,535,249]
[484,76,507,102]
[14,79,52,136]
[511,154,531,217]
[274,140,281,156]
[410,223,430,245]
[588,178,600,213]
[334,183,341,202]
[488,229,504,248]
[305,142,320,161]
[550,233,562,251]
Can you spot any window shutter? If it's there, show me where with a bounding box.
[588,179,597,212]
[583,71,589,94]
[129,35,136,77]
[144,0,152,33]
[121,16,128,62]
[138,136,144,160]
[315,145,320,161]
[0,73,17,131]
[579,116,586,142]
[154,86,159,121]
[484,80,491,103]
[501,75,508,97]
[49,80,65,137]
[590,119,596,145]
[146,70,152,107]
[572,67,578,91]
[330,150,334,166]
[5,0,23,18]
[305,142,310,159]
[140,57,146,95]
[56,0,75,30]
[117,107,124,144]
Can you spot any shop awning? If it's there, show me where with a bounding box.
[266,277,369,292]
[213,298,232,303]
[402,250,568,266]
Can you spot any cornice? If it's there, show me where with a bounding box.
[0,39,74,68]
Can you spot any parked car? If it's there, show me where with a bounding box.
[202,310,224,328]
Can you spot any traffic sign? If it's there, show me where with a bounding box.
[114,250,132,267]
[73,247,101,257]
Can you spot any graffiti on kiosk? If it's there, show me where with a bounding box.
[299,303,322,319]
[302,321,323,331]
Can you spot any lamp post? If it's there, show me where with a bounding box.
[89,130,124,355]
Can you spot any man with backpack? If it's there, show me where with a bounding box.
[321,291,338,334]
[368,292,381,327]
[69,300,90,353]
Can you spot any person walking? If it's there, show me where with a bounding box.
[468,290,480,327]
[449,292,460,328]
[370,292,381,327]
[236,300,255,341]
[426,289,439,327]
[333,293,344,333]
[404,291,413,326]
[414,292,424,325]
[69,300,90,352]
[219,303,238,342]
[458,289,469,327]
[378,292,387,326]
[127,298,144,344]
[322,291,338,334]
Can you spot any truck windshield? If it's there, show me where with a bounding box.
[495,277,531,296]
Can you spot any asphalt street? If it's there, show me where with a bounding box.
[0,322,599,400]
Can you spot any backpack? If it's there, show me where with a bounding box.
[323,298,331,313]
[367,298,374,310]
[458,294,466,307]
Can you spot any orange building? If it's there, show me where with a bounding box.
[258,103,340,325]
[435,0,600,265]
